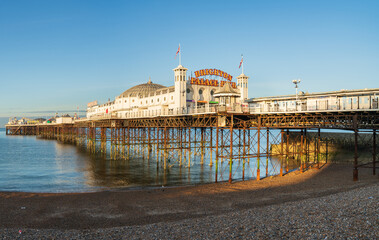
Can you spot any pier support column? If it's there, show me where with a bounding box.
[242,125,246,181]
[229,116,233,183]
[215,126,219,183]
[209,127,213,166]
[188,127,191,168]
[179,127,182,166]
[280,129,284,176]
[286,129,289,173]
[148,127,152,154]
[353,115,359,181]
[266,128,269,177]
[201,127,204,165]
[127,127,130,157]
[257,118,261,181]
[317,128,321,169]
[164,127,168,170]
[373,129,376,175]
[300,129,304,173]
[100,127,105,154]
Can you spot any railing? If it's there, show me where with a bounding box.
[87,104,250,120]
[249,99,379,114]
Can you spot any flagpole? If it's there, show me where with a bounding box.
[242,54,244,75]
[179,43,181,66]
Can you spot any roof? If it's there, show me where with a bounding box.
[118,78,166,98]
[214,81,240,96]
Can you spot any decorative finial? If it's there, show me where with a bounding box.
[148,76,152,84]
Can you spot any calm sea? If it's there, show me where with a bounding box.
[0,128,285,193]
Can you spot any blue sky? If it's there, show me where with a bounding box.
[0,0,378,122]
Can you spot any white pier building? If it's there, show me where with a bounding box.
[86,63,378,119]
[86,65,249,119]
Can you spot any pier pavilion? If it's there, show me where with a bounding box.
[86,65,249,119]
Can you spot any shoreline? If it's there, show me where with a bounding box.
[0,163,378,238]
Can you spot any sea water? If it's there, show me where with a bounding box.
[0,128,284,193]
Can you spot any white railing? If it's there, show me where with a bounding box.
[249,99,379,114]
[87,98,379,120]
[86,104,249,120]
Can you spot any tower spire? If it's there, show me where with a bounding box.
[242,54,244,74]
[239,54,244,74]
[176,44,181,66]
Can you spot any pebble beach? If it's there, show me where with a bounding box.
[0,164,378,239]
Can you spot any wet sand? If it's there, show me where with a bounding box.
[0,164,378,238]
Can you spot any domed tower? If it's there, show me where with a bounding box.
[173,65,188,111]
[118,78,166,98]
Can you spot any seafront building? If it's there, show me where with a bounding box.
[86,65,249,119]
[86,63,379,119]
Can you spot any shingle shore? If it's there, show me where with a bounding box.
[1,183,377,239]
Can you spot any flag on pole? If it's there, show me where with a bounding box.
[175,44,180,58]
[239,55,243,69]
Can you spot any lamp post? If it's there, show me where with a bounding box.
[292,79,301,111]
[292,79,301,100]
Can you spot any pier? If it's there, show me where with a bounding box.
[5,62,379,183]
[6,103,379,182]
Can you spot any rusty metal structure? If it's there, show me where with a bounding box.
[6,110,378,182]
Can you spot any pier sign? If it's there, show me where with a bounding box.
[194,68,233,81]
[190,77,237,88]
[87,100,98,108]
[191,68,237,88]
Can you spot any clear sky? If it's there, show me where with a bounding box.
[0,0,378,121]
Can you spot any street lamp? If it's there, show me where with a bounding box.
[292,79,301,100]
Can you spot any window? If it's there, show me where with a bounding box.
[151,99,154,103]
[187,88,190,93]
[164,97,166,101]
[171,96,173,100]
[210,90,214,95]
[199,89,203,95]
[157,98,160,102]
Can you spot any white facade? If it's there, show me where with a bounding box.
[248,89,379,113]
[87,65,249,119]
[56,117,73,124]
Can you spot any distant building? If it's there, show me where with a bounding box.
[56,115,73,124]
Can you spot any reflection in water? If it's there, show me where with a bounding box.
[77,142,292,189]
[0,129,299,192]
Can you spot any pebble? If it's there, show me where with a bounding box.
[0,183,378,239]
